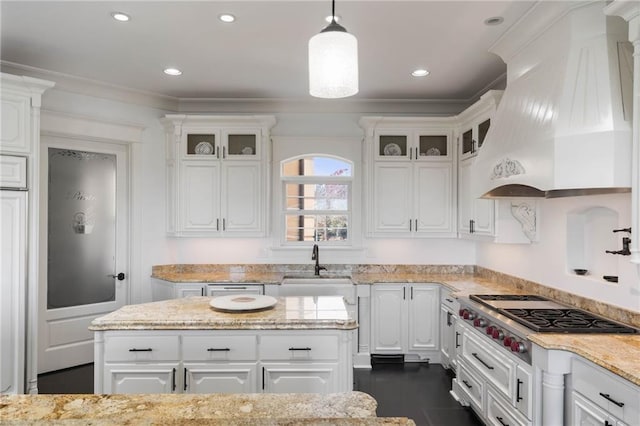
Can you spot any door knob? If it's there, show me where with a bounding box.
[109,272,126,281]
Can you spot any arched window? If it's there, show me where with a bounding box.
[281,155,353,244]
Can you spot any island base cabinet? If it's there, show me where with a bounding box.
[184,363,257,393]
[105,364,179,394]
[261,363,338,393]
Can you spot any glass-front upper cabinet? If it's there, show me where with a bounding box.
[460,118,491,160]
[375,130,450,161]
[183,129,261,160]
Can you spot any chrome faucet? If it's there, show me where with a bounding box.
[311,244,326,276]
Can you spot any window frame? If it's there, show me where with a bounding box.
[280,154,353,246]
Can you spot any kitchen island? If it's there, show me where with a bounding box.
[90,296,356,395]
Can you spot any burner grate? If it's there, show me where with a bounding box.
[500,308,638,333]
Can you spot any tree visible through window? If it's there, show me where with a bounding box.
[282,156,352,243]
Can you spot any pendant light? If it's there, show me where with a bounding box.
[308,0,359,98]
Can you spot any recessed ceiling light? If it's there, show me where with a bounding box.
[411,69,430,77]
[163,68,182,76]
[484,16,504,26]
[325,15,341,23]
[111,12,130,22]
[219,14,235,23]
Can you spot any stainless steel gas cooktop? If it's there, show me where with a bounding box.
[469,294,638,334]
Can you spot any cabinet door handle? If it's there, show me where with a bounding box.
[129,348,152,352]
[447,311,452,326]
[288,347,311,351]
[215,146,219,159]
[184,368,188,391]
[516,378,523,402]
[262,367,265,390]
[409,219,412,231]
[222,146,226,159]
[414,219,418,232]
[223,218,226,231]
[410,286,414,300]
[599,392,624,407]
[455,332,460,348]
[207,347,231,352]
[172,368,176,391]
[471,352,494,370]
[470,219,475,234]
[496,416,509,426]
[216,218,220,231]
[201,287,204,296]
[462,379,472,389]
[403,287,406,300]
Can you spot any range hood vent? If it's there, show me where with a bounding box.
[473,2,633,199]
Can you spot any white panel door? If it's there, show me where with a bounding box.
[39,139,129,373]
[408,285,439,352]
[371,284,406,353]
[415,163,453,234]
[181,161,220,232]
[184,364,257,393]
[262,364,336,393]
[222,162,262,234]
[458,159,472,233]
[105,364,178,394]
[0,191,27,393]
[372,163,412,233]
[0,90,30,153]
[571,391,612,426]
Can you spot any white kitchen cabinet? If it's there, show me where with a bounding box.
[0,190,27,394]
[486,386,531,426]
[95,329,353,394]
[570,356,639,426]
[105,364,179,394]
[371,283,439,361]
[207,284,263,297]
[151,280,264,301]
[162,115,276,237]
[360,117,456,238]
[0,73,53,395]
[456,91,502,239]
[439,289,458,371]
[184,363,257,393]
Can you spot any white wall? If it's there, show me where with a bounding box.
[39,86,475,303]
[476,193,640,312]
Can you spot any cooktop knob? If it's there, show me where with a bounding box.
[510,340,527,353]
[466,311,476,320]
[473,318,487,327]
[486,326,495,335]
[459,309,467,317]
[503,336,513,347]
[491,329,504,340]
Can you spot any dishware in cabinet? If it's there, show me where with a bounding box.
[374,129,451,161]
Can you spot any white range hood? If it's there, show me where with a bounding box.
[473,1,634,198]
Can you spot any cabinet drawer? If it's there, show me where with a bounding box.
[440,289,458,311]
[0,155,27,189]
[182,335,257,361]
[572,357,639,424]
[462,329,515,399]
[487,387,531,426]
[457,361,484,410]
[104,336,179,362]
[260,335,338,360]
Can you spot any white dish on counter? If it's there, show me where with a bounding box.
[210,294,277,312]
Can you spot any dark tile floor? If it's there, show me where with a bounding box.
[37,362,481,426]
[354,363,482,426]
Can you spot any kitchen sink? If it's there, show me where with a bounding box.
[275,276,356,318]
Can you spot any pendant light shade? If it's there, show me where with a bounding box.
[308,1,358,98]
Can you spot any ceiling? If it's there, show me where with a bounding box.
[0,1,538,102]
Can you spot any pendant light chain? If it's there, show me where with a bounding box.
[332,0,336,23]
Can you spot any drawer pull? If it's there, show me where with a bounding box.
[471,352,494,370]
[599,392,624,407]
[462,380,472,389]
[207,348,231,352]
[184,368,188,391]
[129,348,153,352]
[516,378,523,402]
[496,416,509,426]
[224,287,247,290]
[289,347,312,351]
[446,298,454,303]
[455,332,460,348]
[172,368,176,391]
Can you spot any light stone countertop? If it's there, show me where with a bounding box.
[153,268,639,386]
[90,296,357,331]
[0,392,413,425]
